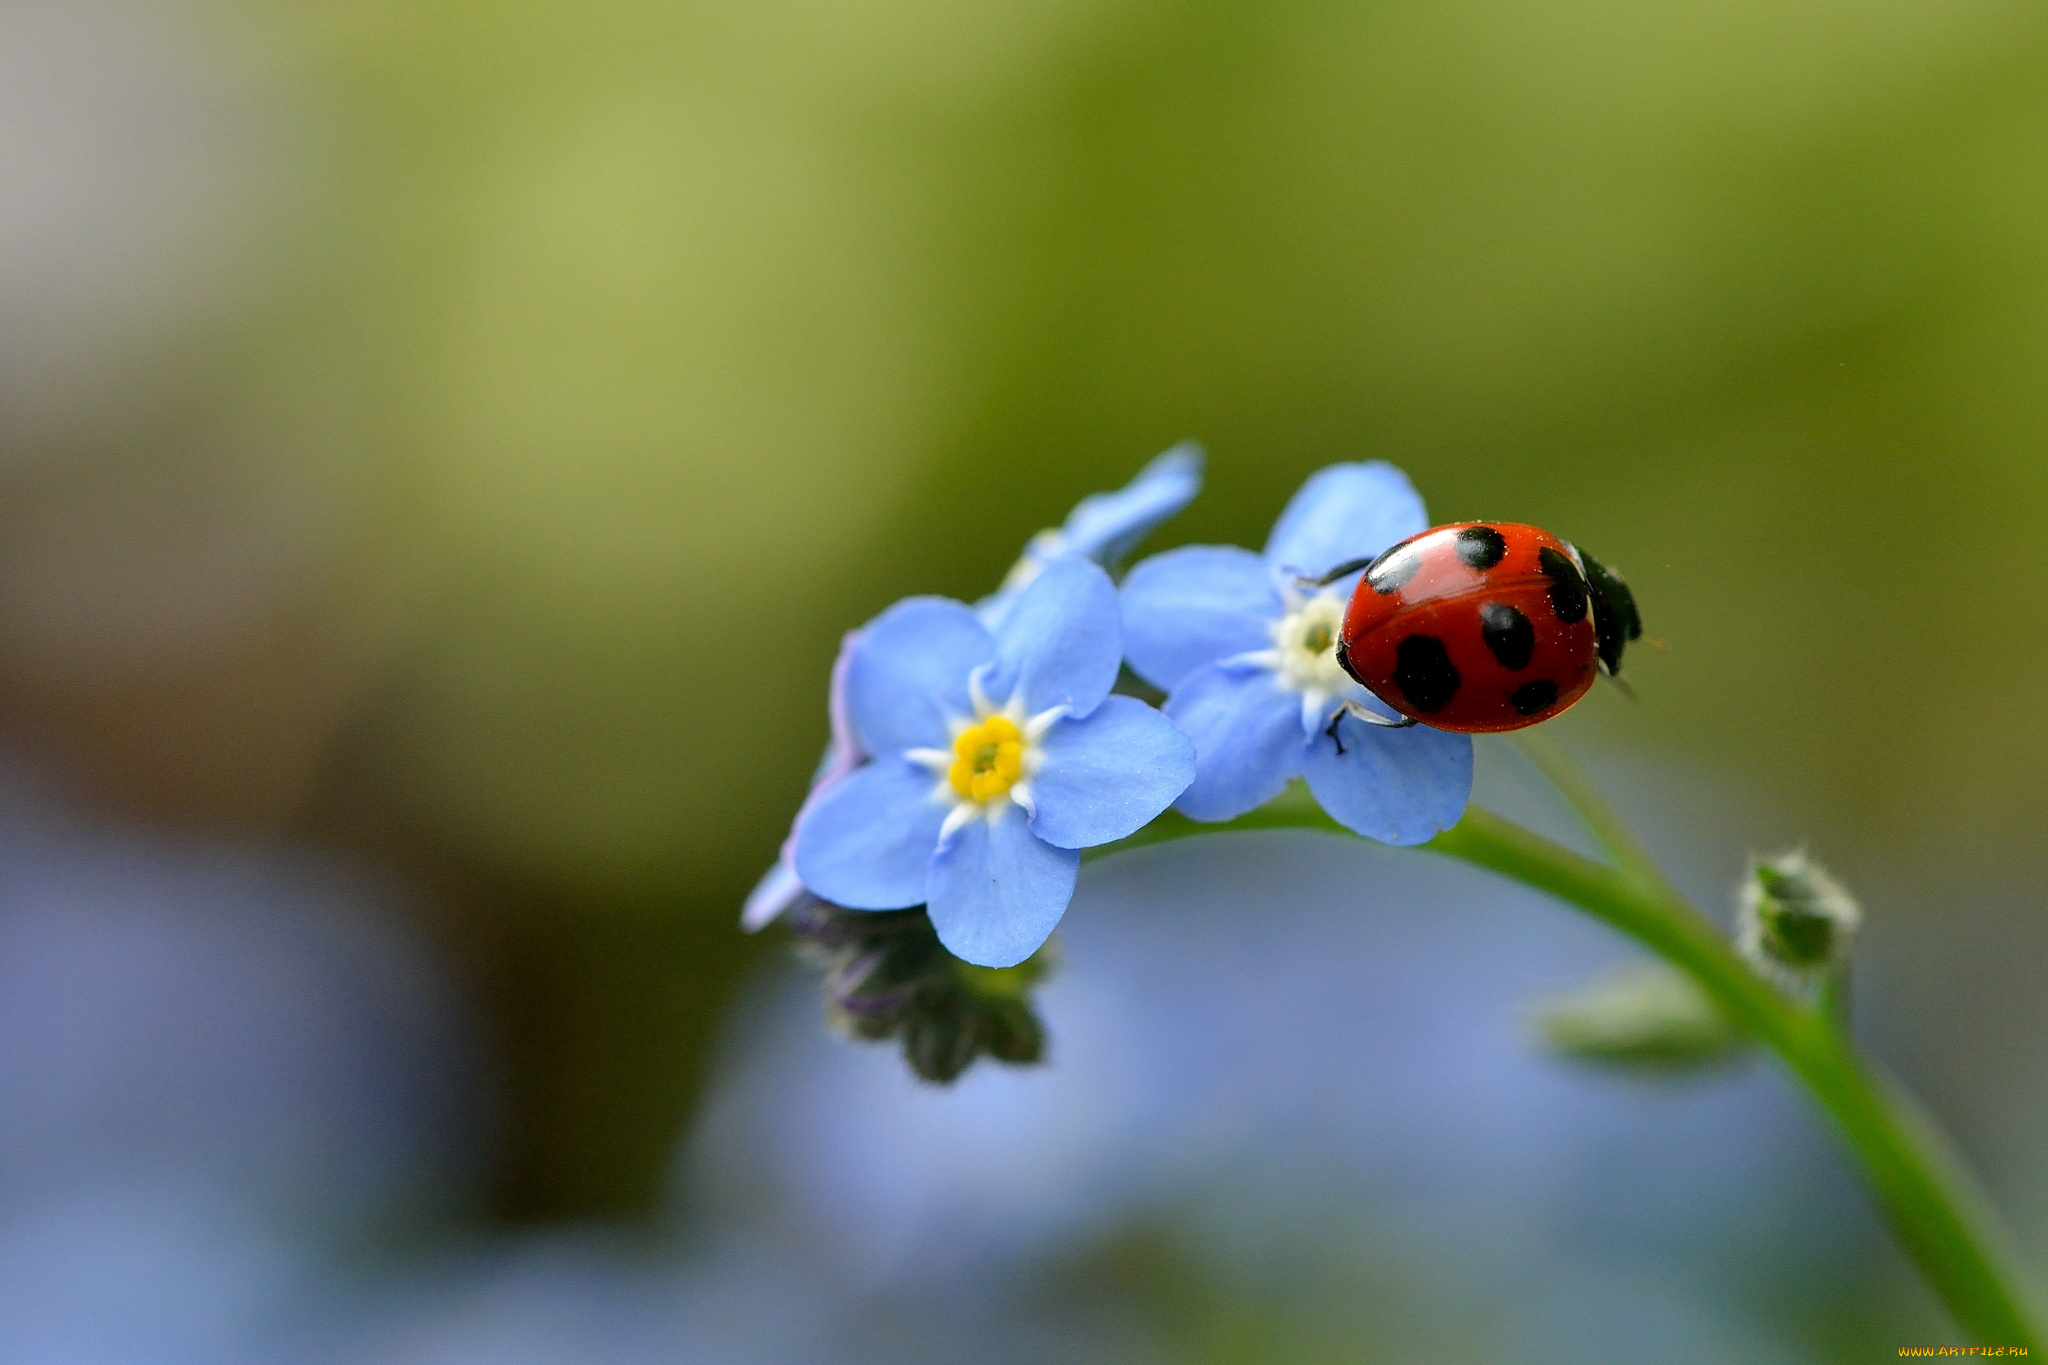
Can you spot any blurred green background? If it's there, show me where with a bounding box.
[5,0,2045,1234]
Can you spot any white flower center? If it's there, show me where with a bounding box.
[1269,593,1353,694]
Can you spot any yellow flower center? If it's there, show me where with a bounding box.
[949,715,1025,803]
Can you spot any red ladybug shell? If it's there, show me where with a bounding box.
[1337,522,1597,733]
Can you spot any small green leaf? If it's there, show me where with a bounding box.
[1530,963,1749,1071]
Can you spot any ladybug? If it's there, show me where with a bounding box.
[1305,523,1644,735]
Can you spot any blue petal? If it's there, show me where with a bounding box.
[972,585,1022,633]
[792,757,947,909]
[1163,662,1308,821]
[821,627,865,767]
[1262,462,1430,585]
[1118,546,1281,692]
[990,557,1122,720]
[927,812,1080,967]
[1058,442,1205,568]
[1300,713,1473,845]
[843,597,994,756]
[740,861,804,932]
[1026,696,1196,849]
[972,446,1202,634]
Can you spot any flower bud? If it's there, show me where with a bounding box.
[1530,963,1746,1070]
[783,895,1052,1084]
[900,994,982,1085]
[1736,848,1861,977]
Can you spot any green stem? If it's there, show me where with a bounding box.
[1512,729,1668,894]
[1091,787,2041,1347]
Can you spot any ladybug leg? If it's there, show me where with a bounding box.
[1331,699,1419,743]
[1598,667,1639,702]
[1294,556,1377,590]
[1325,702,1417,755]
[1340,700,1418,728]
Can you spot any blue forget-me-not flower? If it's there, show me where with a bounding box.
[1119,462,1472,844]
[975,442,1203,631]
[793,557,1194,967]
[745,445,1202,932]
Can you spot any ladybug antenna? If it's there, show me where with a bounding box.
[1296,552,1380,591]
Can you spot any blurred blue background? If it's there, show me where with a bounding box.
[2,0,2046,1358]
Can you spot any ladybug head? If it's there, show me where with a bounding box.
[1573,547,1643,677]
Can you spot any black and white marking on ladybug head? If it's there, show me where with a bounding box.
[1571,546,1643,677]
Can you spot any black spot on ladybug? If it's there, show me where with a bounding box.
[1538,547,1588,624]
[1478,601,1535,669]
[1511,679,1559,716]
[1455,525,1507,570]
[1366,543,1422,595]
[1392,634,1460,713]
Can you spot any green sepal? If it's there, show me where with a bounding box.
[785,896,1055,1084]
